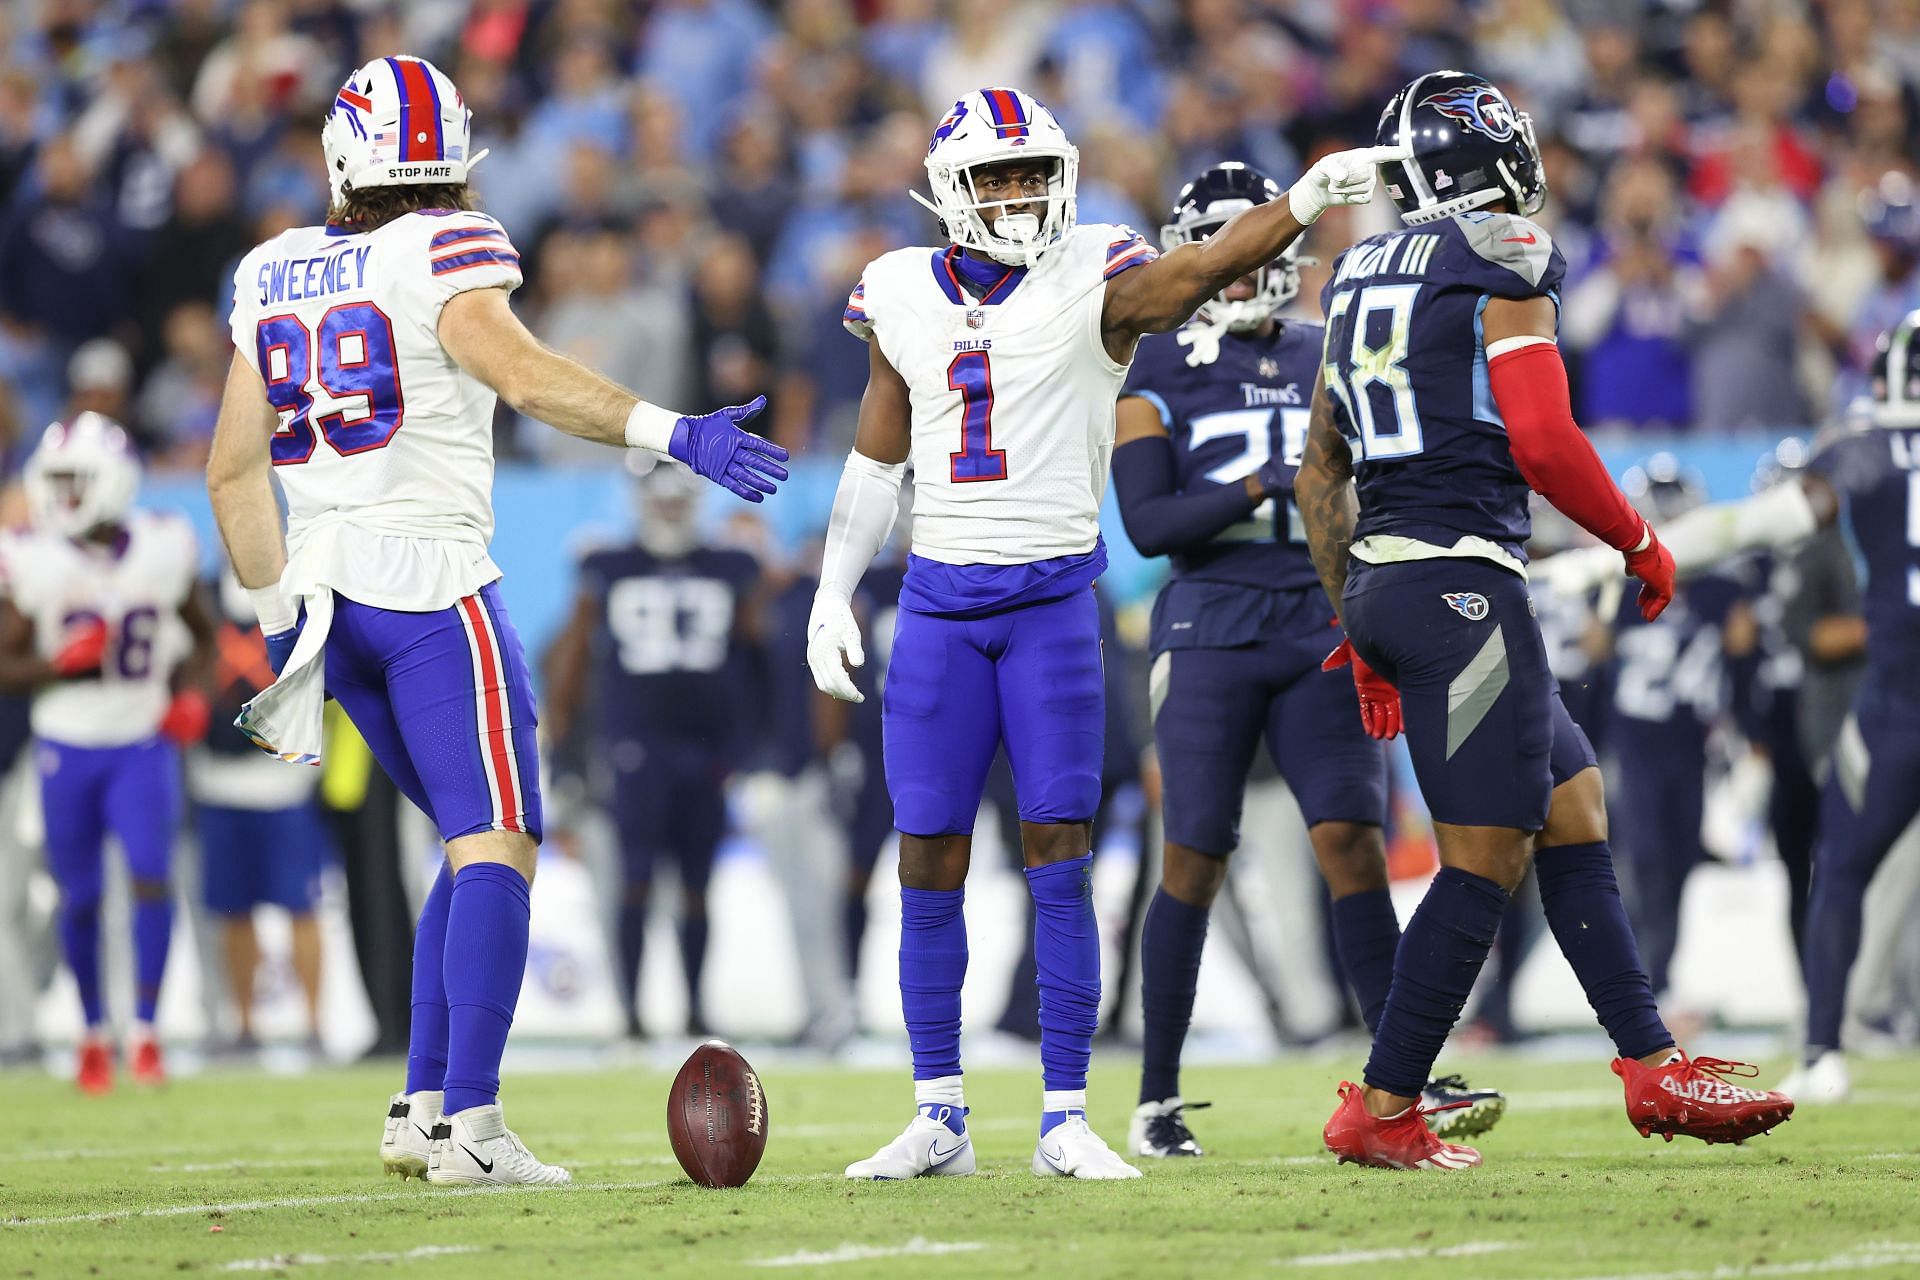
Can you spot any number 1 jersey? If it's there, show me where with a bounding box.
[1319,211,1567,574]
[227,209,522,610]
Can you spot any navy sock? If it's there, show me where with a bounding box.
[1330,888,1401,1035]
[1138,887,1208,1104]
[406,862,453,1094]
[132,893,173,1024]
[617,893,647,1020]
[59,900,104,1028]
[1534,842,1672,1061]
[899,886,967,1080]
[1027,856,1100,1093]
[678,912,709,1027]
[1364,867,1508,1098]
[844,893,868,982]
[441,862,530,1116]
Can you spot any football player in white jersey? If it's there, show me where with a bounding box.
[806,85,1403,1180]
[0,414,215,1094]
[207,55,787,1186]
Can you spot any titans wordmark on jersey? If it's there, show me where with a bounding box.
[1120,321,1324,593]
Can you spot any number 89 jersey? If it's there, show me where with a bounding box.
[0,514,197,747]
[227,210,521,604]
[1319,211,1566,571]
[844,223,1156,565]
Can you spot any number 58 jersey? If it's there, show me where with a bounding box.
[227,210,522,609]
[844,223,1157,565]
[1319,211,1567,573]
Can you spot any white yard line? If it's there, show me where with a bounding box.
[1557,1241,1920,1280]
[222,1245,481,1271]
[748,1238,988,1268]
[1283,1242,1514,1267]
[2,1179,670,1228]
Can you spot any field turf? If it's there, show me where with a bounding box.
[2,1052,1917,1279]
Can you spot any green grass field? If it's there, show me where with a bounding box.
[2,1052,1917,1279]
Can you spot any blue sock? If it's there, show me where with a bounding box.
[1138,887,1208,1104]
[59,900,104,1028]
[406,862,454,1094]
[441,862,530,1116]
[1027,856,1099,1094]
[132,894,173,1024]
[1330,888,1401,1035]
[1534,842,1672,1061]
[917,1102,968,1135]
[900,886,967,1081]
[1364,867,1508,1098]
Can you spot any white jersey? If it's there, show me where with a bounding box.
[227,208,523,611]
[0,513,197,748]
[844,223,1157,565]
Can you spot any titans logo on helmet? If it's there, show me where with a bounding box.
[1418,87,1517,143]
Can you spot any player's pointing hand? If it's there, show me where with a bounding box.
[806,594,866,703]
[670,396,791,503]
[1288,144,1412,225]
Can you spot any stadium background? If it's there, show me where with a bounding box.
[2,0,1918,1063]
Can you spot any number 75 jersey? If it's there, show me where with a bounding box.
[1319,211,1566,571]
[226,210,522,553]
[843,223,1156,565]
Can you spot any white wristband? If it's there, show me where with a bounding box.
[624,401,682,453]
[247,585,298,636]
[1287,181,1323,227]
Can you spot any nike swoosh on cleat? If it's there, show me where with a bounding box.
[414,1124,434,1142]
[927,1138,969,1168]
[460,1146,494,1174]
[1038,1146,1068,1174]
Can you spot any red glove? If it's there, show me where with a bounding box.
[1624,527,1676,622]
[1323,638,1403,740]
[159,689,212,745]
[51,618,110,678]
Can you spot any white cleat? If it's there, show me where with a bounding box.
[1033,1114,1143,1179]
[1777,1050,1850,1103]
[379,1090,441,1180]
[1128,1097,1206,1158]
[425,1104,572,1186]
[845,1106,975,1179]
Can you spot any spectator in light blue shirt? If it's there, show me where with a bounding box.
[637,0,774,162]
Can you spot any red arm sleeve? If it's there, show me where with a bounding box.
[1488,341,1648,553]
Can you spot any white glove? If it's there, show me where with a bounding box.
[1288,145,1412,225]
[807,593,866,703]
[1529,544,1622,601]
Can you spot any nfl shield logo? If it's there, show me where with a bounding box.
[966,309,986,329]
[1258,357,1279,378]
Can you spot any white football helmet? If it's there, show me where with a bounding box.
[24,413,141,539]
[321,55,486,206]
[914,88,1078,267]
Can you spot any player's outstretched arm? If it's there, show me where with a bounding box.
[1295,377,1359,619]
[808,342,910,704]
[438,287,789,503]
[206,352,298,638]
[0,599,66,691]
[1100,145,1407,354]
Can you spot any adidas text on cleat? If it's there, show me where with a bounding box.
[1128,1097,1209,1158]
[1033,1114,1142,1179]
[1422,1074,1505,1139]
[380,1090,441,1180]
[1323,1081,1482,1171]
[845,1106,975,1179]
[1777,1050,1850,1104]
[426,1105,571,1186]
[1613,1052,1794,1144]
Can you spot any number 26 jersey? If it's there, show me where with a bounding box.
[226,209,522,610]
[1319,211,1567,573]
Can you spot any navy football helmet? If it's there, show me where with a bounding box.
[1860,308,1920,428]
[1375,71,1545,226]
[1161,162,1310,332]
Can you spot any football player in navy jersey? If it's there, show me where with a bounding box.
[546,464,763,1038]
[1545,308,1920,1104]
[1296,72,1792,1170]
[1112,163,1502,1160]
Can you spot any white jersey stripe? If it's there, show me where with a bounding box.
[468,592,525,828]
[454,596,507,829]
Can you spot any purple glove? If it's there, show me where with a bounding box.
[668,396,790,503]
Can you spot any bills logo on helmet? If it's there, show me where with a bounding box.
[1419,87,1517,143]
[929,101,969,153]
[1442,591,1490,621]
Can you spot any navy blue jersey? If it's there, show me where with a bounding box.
[1608,572,1745,747]
[1816,427,1920,683]
[1320,211,1567,565]
[578,544,761,750]
[1120,321,1324,592]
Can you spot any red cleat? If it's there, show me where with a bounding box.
[76,1038,113,1095]
[129,1034,166,1086]
[1613,1052,1793,1144]
[1323,1081,1482,1170]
